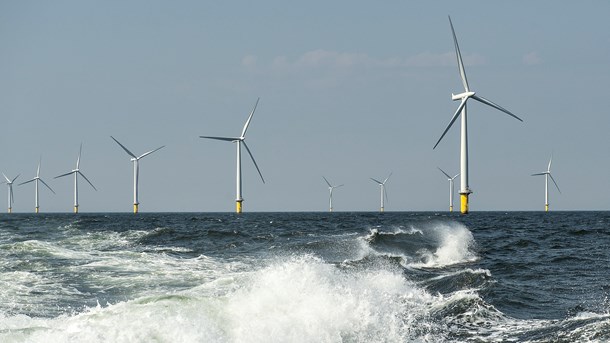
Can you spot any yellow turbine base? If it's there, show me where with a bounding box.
[74,206,79,214]
[545,204,549,212]
[449,205,453,212]
[236,201,243,214]
[329,208,333,212]
[8,208,11,214]
[380,207,384,213]
[134,204,139,214]
[460,194,469,214]
[35,207,39,214]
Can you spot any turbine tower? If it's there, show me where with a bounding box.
[434,16,523,214]
[532,155,560,212]
[370,172,392,212]
[323,176,343,212]
[438,167,459,212]
[2,173,20,213]
[200,98,265,213]
[111,136,164,213]
[18,159,55,213]
[55,143,97,213]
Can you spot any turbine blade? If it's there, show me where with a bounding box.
[2,173,10,183]
[242,141,265,184]
[531,172,547,176]
[138,145,165,160]
[549,173,561,194]
[437,167,451,179]
[111,136,137,158]
[322,176,332,188]
[548,155,553,172]
[471,95,523,122]
[370,178,383,185]
[54,171,74,179]
[12,174,20,183]
[37,159,41,178]
[433,98,467,149]
[18,178,37,186]
[336,184,344,188]
[241,97,260,138]
[199,136,239,142]
[79,171,98,191]
[77,143,83,169]
[10,186,14,204]
[448,16,469,92]
[452,173,460,180]
[39,178,56,194]
[384,185,389,203]
[383,172,392,184]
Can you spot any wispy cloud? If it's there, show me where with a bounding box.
[523,52,542,66]
[243,49,486,73]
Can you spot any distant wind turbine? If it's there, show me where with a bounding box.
[370,172,392,212]
[323,176,343,212]
[532,155,561,212]
[55,143,97,213]
[438,167,460,212]
[19,159,55,213]
[433,16,523,214]
[2,173,20,213]
[200,98,265,213]
[111,136,165,213]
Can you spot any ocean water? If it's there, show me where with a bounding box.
[0,212,609,342]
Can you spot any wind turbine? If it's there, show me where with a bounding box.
[2,173,20,213]
[433,16,523,214]
[111,136,165,213]
[322,176,343,212]
[55,143,97,213]
[200,98,265,213]
[370,172,392,212]
[438,167,459,212]
[18,159,55,213]
[532,155,560,212]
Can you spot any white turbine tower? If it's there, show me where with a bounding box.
[434,16,523,214]
[55,143,97,213]
[532,155,560,212]
[2,173,20,213]
[323,176,343,212]
[111,136,165,213]
[370,172,392,212]
[200,98,265,213]
[18,159,55,213]
[438,167,459,212]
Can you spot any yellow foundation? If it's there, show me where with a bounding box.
[74,206,79,214]
[133,204,139,213]
[449,205,453,212]
[8,208,11,214]
[35,207,39,214]
[236,201,243,213]
[545,204,549,212]
[460,194,469,214]
[380,207,384,213]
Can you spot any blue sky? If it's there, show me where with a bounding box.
[1,1,609,212]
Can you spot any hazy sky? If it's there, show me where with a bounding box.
[1,1,609,212]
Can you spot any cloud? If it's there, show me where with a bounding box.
[245,50,486,73]
[523,52,542,65]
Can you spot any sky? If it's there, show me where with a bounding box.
[1,1,609,213]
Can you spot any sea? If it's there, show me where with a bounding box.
[0,211,609,342]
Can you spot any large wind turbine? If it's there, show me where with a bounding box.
[438,167,459,212]
[370,172,392,212]
[200,98,265,213]
[2,173,19,213]
[323,176,343,212]
[111,136,165,213]
[18,159,55,213]
[55,143,97,213]
[532,155,560,212]
[433,16,523,214]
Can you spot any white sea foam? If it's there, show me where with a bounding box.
[411,221,478,268]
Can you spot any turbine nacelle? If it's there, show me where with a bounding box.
[451,91,475,101]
